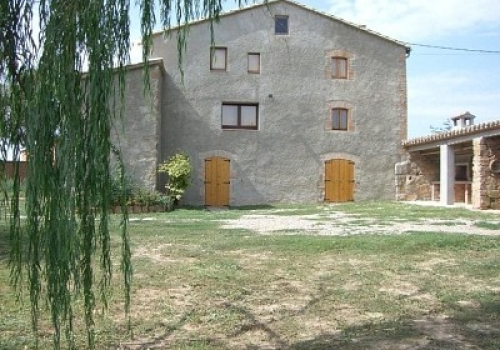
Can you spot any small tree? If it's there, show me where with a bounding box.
[158,152,192,203]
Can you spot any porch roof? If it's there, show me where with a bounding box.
[403,120,500,152]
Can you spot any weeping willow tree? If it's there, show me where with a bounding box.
[0,0,249,349]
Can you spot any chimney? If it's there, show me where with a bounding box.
[450,112,475,130]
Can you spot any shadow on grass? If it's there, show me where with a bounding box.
[115,297,500,350]
[120,310,228,350]
[120,313,191,350]
[292,298,500,350]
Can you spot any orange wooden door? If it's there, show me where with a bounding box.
[325,159,354,202]
[205,157,230,207]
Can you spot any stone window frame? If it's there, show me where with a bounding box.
[325,49,354,80]
[247,52,260,74]
[210,46,227,71]
[331,108,348,131]
[274,15,289,35]
[325,101,355,132]
[221,102,259,130]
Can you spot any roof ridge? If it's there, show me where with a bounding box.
[151,0,408,48]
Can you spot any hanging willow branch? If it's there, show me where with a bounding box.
[0,0,250,349]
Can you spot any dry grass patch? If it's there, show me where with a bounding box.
[2,202,500,349]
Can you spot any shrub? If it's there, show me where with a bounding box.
[109,171,134,207]
[158,152,192,202]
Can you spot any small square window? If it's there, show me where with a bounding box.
[222,103,258,130]
[248,53,260,73]
[210,47,227,70]
[331,108,348,130]
[331,57,348,79]
[275,15,289,35]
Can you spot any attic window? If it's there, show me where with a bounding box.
[275,15,289,35]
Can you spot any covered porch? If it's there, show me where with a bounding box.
[396,119,500,209]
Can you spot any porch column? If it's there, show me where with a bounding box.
[472,137,490,209]
[440,144,455,205]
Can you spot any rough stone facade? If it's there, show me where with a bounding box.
[473,137,500,209]
[141,0,408,206]
[112,60,164,191]
[395,154,437,201]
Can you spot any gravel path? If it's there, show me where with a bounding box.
[219,212,500,236]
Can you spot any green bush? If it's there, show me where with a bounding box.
[158,152,192,202]
[109,171,134,207]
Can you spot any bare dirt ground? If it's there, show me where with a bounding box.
[219,211,500,236]
[118,204,500,350]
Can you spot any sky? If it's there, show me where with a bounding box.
[129,0,500,138]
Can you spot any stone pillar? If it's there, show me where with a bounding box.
[440,144,455,205]
[472,137,498,209]
[472,138,483,209]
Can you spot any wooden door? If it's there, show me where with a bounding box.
[205,157,230,207]
[325,159,354,202]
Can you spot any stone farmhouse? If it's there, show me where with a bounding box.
[115,0,409,206]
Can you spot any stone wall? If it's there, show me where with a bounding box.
[152,1,408,205]
[473,137,500,209]
[395,153,438,201]
[112,60,164,191]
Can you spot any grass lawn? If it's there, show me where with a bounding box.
[1,201,500,349]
